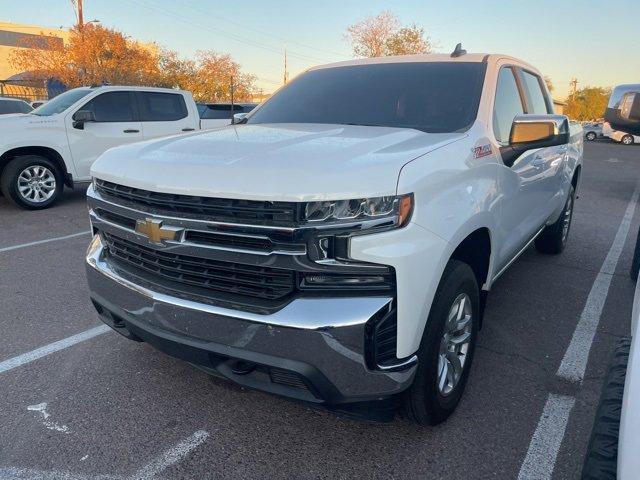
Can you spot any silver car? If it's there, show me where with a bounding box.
[583,122,603,141]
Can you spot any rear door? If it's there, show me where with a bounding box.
[66,90,143,179]
[137,91,198,139]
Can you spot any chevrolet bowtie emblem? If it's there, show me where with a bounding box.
[135,218,182,245]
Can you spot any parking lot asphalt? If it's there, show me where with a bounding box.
[0,140,639,480]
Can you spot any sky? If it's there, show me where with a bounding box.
[2,0,639,99]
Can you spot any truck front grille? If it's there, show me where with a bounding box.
[102,232,296,303]
[95,179,299,226]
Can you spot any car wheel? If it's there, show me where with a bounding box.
[404,259,479,425]
[581,338,630,480]
[622,134,634,145]
[535,184,576,254]
[586,132,596,141]
[0,155,63,210]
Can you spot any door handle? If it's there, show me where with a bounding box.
[182,128,195,132]
[123,129,140,133]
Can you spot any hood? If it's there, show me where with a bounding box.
[91,123,464,202]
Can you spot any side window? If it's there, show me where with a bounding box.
[81,91,135,122]
[138,92,188,121]
[493,68,524,144]
[201,105,233,120]
[521,71,550,114]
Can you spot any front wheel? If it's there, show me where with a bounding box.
[404,260,479,425]
[0,155,63,210]
[621,134,634,146]
[586,132,596,141]
[535,184,575,254]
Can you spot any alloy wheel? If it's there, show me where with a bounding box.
[17,165,56,203]
[437,293,473,396]
[562,192,574,243]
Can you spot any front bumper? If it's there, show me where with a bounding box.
[86,234,417,404]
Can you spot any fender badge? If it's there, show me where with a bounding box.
[472,144,492,159]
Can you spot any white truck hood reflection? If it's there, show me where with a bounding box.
[91,123,464,201]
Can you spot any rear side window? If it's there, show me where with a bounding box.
[493,68,524,143]
[521,71,550,114]
[138,92,187,121]
[81,91,135,122]
[0,99,32,114]
[201,105,233,120]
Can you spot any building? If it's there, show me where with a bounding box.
[0,21,70,100]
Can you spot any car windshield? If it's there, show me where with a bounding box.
[32,88,92,116]
[247,62,487,133]
[0,99,33,114]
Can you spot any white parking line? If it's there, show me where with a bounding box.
[132,430,210,480]
[0,429,210,479]
[517,394,576,480]
[0,325,110,375]
[557,183,640,382]
[0,230,91,253]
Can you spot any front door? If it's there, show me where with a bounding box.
[66,91,143,179]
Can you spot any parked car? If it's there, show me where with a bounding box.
[30,100,47,109]
[583,122,603,141]
[0,85,202,209]
[0,97,33,115]
[86,52,583,424]
[603,84,640,145]
[197,102,258,129]
[581,227,640,479]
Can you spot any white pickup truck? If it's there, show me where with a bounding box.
[85,52,583,424]
[0,85,200,209]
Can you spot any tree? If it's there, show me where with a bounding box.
[10,24,161,87]
[345,11,432,57]
[564,86,611,120]
[544,76,554,94]
[9,24,256,102]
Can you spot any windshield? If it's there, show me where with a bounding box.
[248,62,486,133]
[0,99,33,114]
[32,88,92,116]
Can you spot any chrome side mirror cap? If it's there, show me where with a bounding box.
[232,112,248,125]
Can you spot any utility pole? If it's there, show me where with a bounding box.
[71,0,84,28]
[569,77,579,98]
[283,46,289,85]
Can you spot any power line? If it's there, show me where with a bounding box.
[177,2,350,60]
[128,0,337,64]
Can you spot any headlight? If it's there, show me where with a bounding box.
[303,194,413,228]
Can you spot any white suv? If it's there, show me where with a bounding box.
[85,52,583,424]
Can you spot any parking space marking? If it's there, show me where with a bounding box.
[0,325,110,375]
[557,183,640,382]
[132,430,209,480]
[0,230,91,253]
[0,429,209,479]
[517,394,576,480]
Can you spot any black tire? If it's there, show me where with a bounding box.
[630,225,640,281]
[535,184,575,254]
[581,338,631,480]
[586,132,596,141]
[0,155,63,210]
[621,134,634,146]
[404,259,479,425]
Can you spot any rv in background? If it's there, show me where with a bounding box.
[603,84,640,145]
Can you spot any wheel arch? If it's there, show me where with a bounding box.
[0,146,72,188]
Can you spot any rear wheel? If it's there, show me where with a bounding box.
[405,260,479,425]
[621,134,634,145]
[0,155,63,210]
[535,184,575,254]
[586,132,597,141]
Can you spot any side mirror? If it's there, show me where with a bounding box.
[232,112,248,125]
[72,110,95,129]
[500,114,570,167]
[620,93,640,121]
